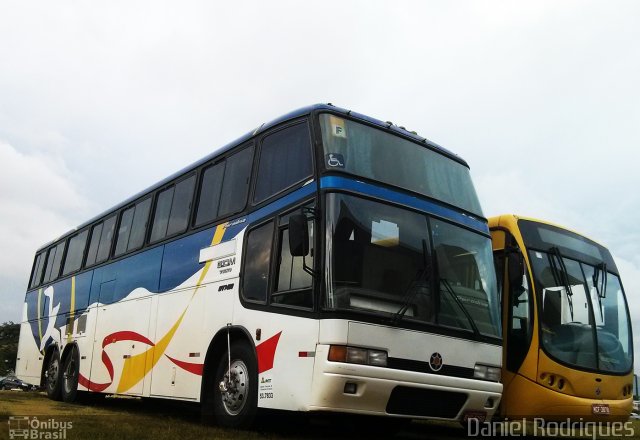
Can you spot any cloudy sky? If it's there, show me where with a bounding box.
[1,1,638,373]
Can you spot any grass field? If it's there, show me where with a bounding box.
[0,391,464,440]
[1,391,639,440]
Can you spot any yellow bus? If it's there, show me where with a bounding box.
[489,215,633,419]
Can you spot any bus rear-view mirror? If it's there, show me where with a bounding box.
[289,214,309,257]
[507,251,524,287]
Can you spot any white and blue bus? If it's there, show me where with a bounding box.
[16,104,502,427]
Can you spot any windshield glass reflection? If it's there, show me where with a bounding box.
[529,251,632,373]
[325,193,501,339]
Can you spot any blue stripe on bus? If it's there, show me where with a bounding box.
[319,175,489,234]
[226,182,317,237]
[24,182,320,345]
[25,176,488,350]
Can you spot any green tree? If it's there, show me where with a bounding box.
[0,321,20,376]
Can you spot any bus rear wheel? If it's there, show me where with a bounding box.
[212,342,258,429]
[45,349,62,401]
[61,345,79,403]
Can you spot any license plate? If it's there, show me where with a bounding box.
[462,411,487,423]
[592,404,610,415]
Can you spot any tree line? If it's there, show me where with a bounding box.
[0,321,19,376]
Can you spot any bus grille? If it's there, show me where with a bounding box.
[386,386,468,418]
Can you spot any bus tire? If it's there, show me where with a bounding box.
[212,341,258,429]
[45,349,63,401]
[61,345,80,403]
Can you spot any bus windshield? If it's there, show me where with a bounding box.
[324,194,501,338]
[319,114,483,216]
[521,220,633,373]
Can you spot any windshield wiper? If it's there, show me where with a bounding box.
[548,247,574,320]
[391,239,431,324]
[593,263,607,298]
[593,262,607,321]
[440,278,480,336]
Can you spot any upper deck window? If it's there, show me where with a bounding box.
[319,114,483,216]
[97,215,117,263]
[254,123,313,203]
[195,145,255,227]
[43,241,65,284]
[218,146,254,217]
[150,175,196,243]
[85,214,117,267]
[115,197,152,257]
[29,253,45,289]
[128,197,152,251]
[63,230,89,275]
[195,162,225,227]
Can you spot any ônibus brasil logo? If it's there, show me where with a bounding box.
[8,416,72,439]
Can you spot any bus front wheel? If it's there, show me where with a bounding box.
[212,342,258,428]
[45,349,62,401]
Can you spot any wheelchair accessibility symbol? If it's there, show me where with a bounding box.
[326,153,345,168]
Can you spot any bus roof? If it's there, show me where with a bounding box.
[37,103,468,251]
[488,214,609,250]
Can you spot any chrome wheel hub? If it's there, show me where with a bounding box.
[218,360,248,415]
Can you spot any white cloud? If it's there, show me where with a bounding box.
[0,141,93,321]
[475,170,569,223]
[0,0,638,355]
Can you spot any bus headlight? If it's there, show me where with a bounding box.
[346,347,368,364]
[328,345,388,367]
[367,349,388,367]
[474,364,501,382]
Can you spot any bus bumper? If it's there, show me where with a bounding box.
[307,344,502,421]
[502,373,633,421]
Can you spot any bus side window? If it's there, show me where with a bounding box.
[272,213,313,309]
[195,161,225,227]
[150,175,196,243]
[85,222,104,267]
[150,186,175,243]
[166,175,196,236]
[254,122,313,204]
[96,215,117,264]
[63,229,89,275]
[219,146,254,217]
[242,220,274,303]
[114,206,135,257]
[29,252,46,289]
[43,241,65,284]
[114,197,152,257]
[127,197,152,252]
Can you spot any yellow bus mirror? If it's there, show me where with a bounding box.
[507,252,524,287]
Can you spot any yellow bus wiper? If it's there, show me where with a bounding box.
[549,247,574,320]
[593,262,607,322]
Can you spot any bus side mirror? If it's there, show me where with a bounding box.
[289,214,309,257]
[507,252,524,287]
